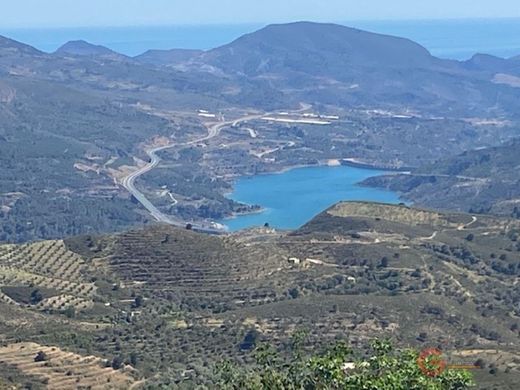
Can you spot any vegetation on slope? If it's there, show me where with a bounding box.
[364,138,520,218]
[217,337,473,390]
[0,202,519,388]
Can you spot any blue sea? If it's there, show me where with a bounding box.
[219,166,402,231]
[1,18,520,59]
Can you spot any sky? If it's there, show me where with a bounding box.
[2,0,520,28]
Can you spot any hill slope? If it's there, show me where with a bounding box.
[364,139,520,217]
[464,53,520,75]
[201,21,440,76]
[134,48,203,66]
[0,35,43,56]
[191,22,520,114]
[0,202,519,388]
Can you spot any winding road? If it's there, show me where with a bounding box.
[120,113,264,232]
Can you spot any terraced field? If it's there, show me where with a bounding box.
[0,240,86,281]
[0,342,136,389]
[328,201,471,226]
[0,202,519,388]
[105,227,293,311]
[0,240,96,311]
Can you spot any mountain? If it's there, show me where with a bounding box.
[364,138,520,217]
[194,22,519,115]
[134,48,203,66]
[202,21,443,77]
[464,53,510,71]
[0,202,519,388]
[0,35,43,56]
[464,53,520,76]
[55,40,128,60]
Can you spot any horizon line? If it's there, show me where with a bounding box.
[1,16,520,30]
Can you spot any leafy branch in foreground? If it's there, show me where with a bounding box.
[215,336,474,389]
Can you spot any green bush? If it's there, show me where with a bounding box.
[215,338,473,389]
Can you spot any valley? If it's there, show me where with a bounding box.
[1,22,520,242]
[0,21,519,388]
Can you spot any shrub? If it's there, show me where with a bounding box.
[111,356,124,370]
[30,289,44,305]
[215,338,474,389]
[63,306,76,318]
[34,351,48,362]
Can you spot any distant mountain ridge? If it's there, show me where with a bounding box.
[200,21,445,77]
[182,21,519,114]
[134,48,204,66]
[0,35,44,56]
[464,53,520,75]
[54,40,128,60]
[0,21,519,114]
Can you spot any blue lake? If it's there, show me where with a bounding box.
[219,165,402,231]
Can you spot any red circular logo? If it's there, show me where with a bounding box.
[417,348,447,377]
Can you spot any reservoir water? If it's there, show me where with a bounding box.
[219,165,402,231]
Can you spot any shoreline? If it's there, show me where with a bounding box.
[218,158,404,225]
[222,206,268,222]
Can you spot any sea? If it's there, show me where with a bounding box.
[1,18,520,59]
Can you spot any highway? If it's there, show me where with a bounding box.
[120,113,264,233]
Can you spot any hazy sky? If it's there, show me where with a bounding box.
[2,0,520,28]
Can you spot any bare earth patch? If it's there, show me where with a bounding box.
[492,73,520,88]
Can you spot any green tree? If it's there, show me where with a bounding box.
[216,339,474,389]
[30,289,43,305]
[133,295,144,308]
[111,356,124,370]
[63,306,76,318]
